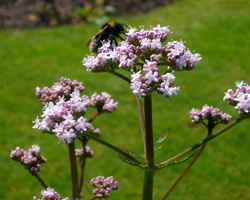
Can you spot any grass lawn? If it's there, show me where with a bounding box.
[1,0,250,199]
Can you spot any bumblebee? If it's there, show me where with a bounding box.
[86,21,128,53]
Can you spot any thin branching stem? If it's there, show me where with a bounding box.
[157,117,243,168]
[162,127,212,199]
[33,171,48,189]
[89,196,97,200]
[88,113,99,123]
[108,70,131,83]
[83,132,142,166]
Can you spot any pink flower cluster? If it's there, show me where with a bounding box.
[224,81,250,117]
[36,77,85,104]
[33,188,70,200]
[83,25,201,98]
[90,92,119,113]
[165,40,201,71]
[33,77,117,144]
[33,92,91,144]
[130,61,180,98]
[10,145,46,174]
[190,104,231,124]
[90,176,119,199]
[75,146,94,158]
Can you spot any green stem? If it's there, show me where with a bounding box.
[157,117,243,168]
[144,95,154,167]
[108,70,131,83]
[142,169,155,200]
[136,96,146,153]
[141,95,155,200]
[68,141,79,199]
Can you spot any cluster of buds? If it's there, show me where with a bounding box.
[33,77,117,144]
[10,145,46,174]
[33,188,70,200]
[90,92,119,113]
[190,104,231,125]
[224,81,250,117]
[83,25,201,98]
[36,77,85,104]
[75,146,94,158]
[90,176,119,199]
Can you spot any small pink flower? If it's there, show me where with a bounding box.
[90,176,119,199]
[224,81,250,116]
[34,188,66,200]
[10,145,46,174]
[190,105,231,124]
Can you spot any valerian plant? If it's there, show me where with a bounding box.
[10,24,250,200]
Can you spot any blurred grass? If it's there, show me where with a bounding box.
[1,0,250,199]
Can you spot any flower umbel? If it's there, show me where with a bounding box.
[33,187,70,200]
[36,77,85,104]
[75,146,94,158]
[83,25,201,98]
[90,176,119,199]
[10,145,46,174]
[90,92,118,113]
[224,81,250,117]
[190,104,231,125]
[33,77,118,144]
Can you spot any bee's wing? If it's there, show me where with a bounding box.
[85,25,109,48]
[85,38,94,48]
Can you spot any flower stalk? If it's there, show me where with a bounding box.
[136,96,146,151]
[143,95,154,167]
[78,136,88,197]
[68,141,79,199]
[141,95,155,200]
[33,172,48,189]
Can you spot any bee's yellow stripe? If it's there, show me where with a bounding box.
[108,21,116,28]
